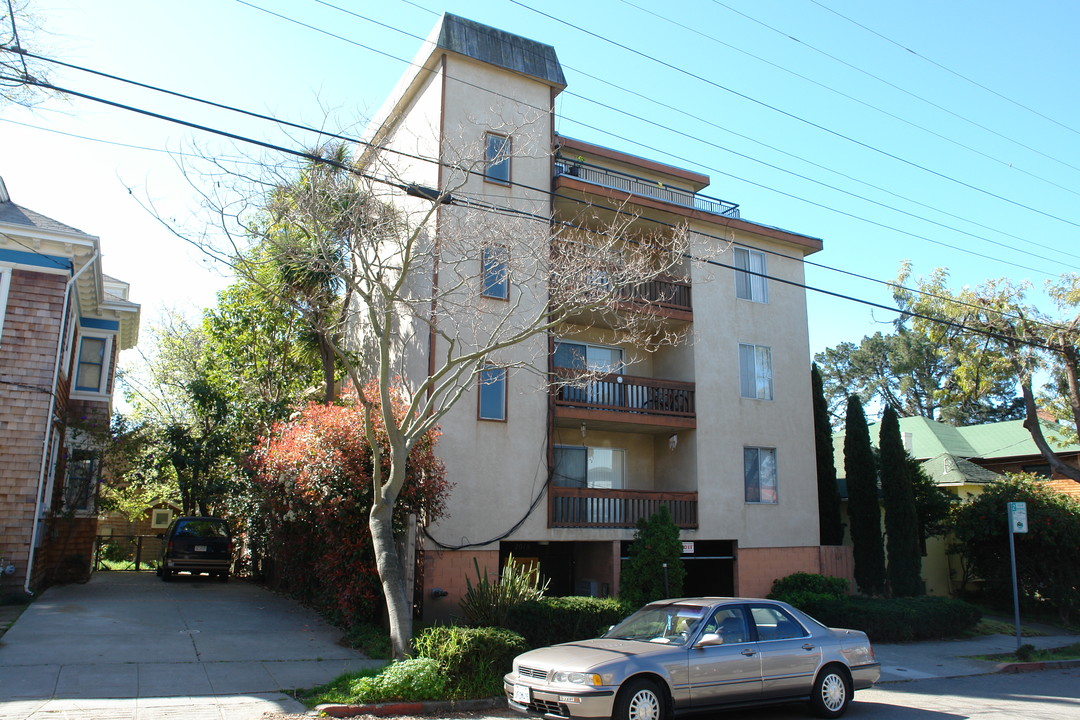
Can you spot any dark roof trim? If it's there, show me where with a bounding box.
[437,14,566,88]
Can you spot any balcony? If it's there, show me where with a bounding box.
[549,487,698,529]
[555,160,740,218]
[553,370,696,432]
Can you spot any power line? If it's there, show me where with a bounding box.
[1,59,1073,339]
[509,0,1080,231]
[618,0,1080,202]
[807,0,1080,140]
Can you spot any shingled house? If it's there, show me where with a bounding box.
[0,178,140,595]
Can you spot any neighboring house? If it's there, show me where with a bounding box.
[833,415,1080,596]
[0,178,140,595]
[356,15,844,620]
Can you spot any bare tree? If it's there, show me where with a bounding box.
[1,0,53,107]
[170,127,716,657]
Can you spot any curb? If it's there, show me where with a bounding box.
[316,696,507,718]
[995,659,1080,674]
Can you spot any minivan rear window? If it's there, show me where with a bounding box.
[174,520,229,538]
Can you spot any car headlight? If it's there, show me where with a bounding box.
[551,671,602,686]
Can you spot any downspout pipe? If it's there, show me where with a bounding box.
[24,251,99,595]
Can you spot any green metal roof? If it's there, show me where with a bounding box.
[833,416,1080,481]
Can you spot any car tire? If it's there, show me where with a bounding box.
[161,569,172,582]
[614,678,668,720]
[809,665,851,718]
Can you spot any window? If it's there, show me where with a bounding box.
[552,446,625,489]
[739,343,773,400]
[744,447,777,503]
[553,340,624,405]
[484,132,511,184]
[478,366,507,420]
[481,246,509,299]
[65,448,98,512]
[0,266,10,344]
[75,335,108,393]
[750,604,808,641]
[734,247,768,303]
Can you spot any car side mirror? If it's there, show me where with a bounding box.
[695,633,723,648]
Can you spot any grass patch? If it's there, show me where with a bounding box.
[298,665,386,707]
[972,642,1080,663]
[966,618,1050,638]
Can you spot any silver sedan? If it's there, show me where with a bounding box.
[504,597,879,720]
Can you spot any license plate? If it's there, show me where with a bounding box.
[194,545,208,552]
[513,684,531,704]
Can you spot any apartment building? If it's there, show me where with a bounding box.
[356,15,847,619]
[0,178,140,595]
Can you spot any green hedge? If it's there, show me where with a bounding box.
[792,595,982,642]
[505,596,634,648]
[413,626,526,698]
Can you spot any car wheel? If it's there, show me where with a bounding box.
[809,665,851,718]
[161,569,172,582]
[614,679,667,720]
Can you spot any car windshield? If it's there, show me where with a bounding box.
[602,604,707,646]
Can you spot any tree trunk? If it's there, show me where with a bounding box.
[1061,345,1080,438]
[369,495,412,660]
[1019,376,1080,482]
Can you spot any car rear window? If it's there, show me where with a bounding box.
[174,520,229,538]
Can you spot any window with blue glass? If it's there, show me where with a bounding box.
[75,336,107,392]
[478,366,507,420]
[481,246,509,299]
[484,132,511,184]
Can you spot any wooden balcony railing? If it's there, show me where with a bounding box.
[553,370,695,419]
[549,487,698,528]
[618,276,691,314]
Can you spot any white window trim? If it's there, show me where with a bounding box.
[0,266,11,346]
[734,247,769,303]
[71,331,115,397]
[739,343,774,400]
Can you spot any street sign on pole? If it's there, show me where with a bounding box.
[1007,502,1028,650]
[1008,502,1028,533]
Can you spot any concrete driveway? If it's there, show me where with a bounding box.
[0,571,380,719]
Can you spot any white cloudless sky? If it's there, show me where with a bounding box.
[3,0,1078,364]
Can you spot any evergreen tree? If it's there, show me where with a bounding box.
[812,364,844,545]
[844,395,886,595]
[878,407,923,596]
[620,505,685,608]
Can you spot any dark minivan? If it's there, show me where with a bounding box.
[157,516,232,581]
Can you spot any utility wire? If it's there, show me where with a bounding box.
[0,65,1073,338]
[808,0,1080,139]
[509,0,1080,231]
[247,1,1080,266]
[710,0,1080,176]
[619,0,1080,201]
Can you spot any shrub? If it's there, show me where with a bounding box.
[303,659,447,706]
[790,595,981,642]
[413,626,526,698]
[506,596,635,648]
[620,505,685,608]
[769,572,848,601]
[459,554,548,627]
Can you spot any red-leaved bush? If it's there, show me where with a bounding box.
[248,382,449,624]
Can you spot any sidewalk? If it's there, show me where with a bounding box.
[875,631,1079,682]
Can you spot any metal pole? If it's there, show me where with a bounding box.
[662,562,670,597]
[1008,519,1022,651]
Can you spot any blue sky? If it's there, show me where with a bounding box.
[2,0,1078,360]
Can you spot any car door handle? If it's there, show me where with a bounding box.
[802,644,816,651]
[741,648,757,657]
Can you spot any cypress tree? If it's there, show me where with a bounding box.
[812,364,844,545]
[878,407,924,596]
[844,395,886,595]
[620,505,685,607]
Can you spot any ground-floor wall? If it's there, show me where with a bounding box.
[419,541,855,622]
